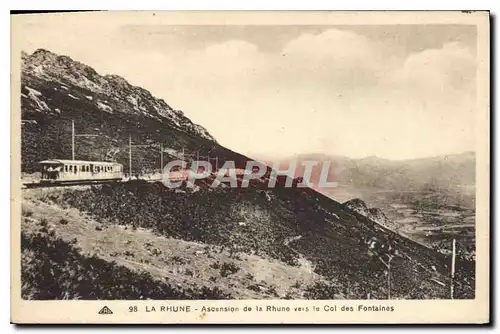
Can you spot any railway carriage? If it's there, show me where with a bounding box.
[39,159,123,184]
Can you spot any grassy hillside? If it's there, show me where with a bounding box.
[23,181,474,300]
[22,188,327,300]
[21,232,231,300]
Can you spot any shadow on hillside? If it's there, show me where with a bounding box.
[21,232,232,300]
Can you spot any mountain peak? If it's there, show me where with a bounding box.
[21,48,215,142]
[31,48,57,58]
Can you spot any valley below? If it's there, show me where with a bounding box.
[322,185,476,262]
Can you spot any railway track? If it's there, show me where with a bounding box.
[22,177,163,189]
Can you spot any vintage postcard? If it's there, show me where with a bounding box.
[10,11,490,324]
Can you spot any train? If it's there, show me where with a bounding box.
[35,159,192,186]
[38,159,124,184]
[32,159,292,188]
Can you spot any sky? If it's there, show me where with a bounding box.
[15,15,478,160]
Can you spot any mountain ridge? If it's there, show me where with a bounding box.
[22,48,214,142]
[20,49,228,173]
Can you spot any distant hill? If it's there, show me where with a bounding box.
[268,152,475,209]
[341,152,475,192]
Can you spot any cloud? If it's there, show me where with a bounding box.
[154,32,476,160]
[282,29,381,67]
[18,23,477,160]
[389,42,476,94]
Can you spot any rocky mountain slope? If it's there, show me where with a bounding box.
[19,49,474,299]
[20,49,232,174]
[344,198,390,227]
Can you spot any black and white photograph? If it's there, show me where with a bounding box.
[10,11,490,324]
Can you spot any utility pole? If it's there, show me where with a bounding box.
[71,120,97,161]
[129,135,132,177]
[370,239,395,300]
[72,120,75,160]
[387,260,391,300]
[160,143,164,171]
[450,238,456,299]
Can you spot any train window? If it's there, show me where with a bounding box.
[69,165,73,172]
[74,165,77,174]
